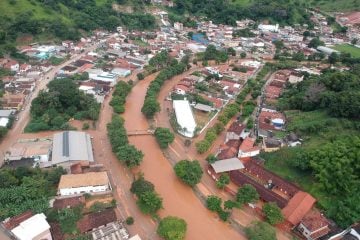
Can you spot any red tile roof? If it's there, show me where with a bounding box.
[49,222,64,240]
[301,209,329,233]
[230,170,288,208]
[217,146,238,160]
[258,110,285,131]
[70,163,83,174]
[227,122,245,135]
[244,159,300,197]
[265,85,282,99]
[282,191,316,226]
[239,137,260,153]
[53,196,85,209]
[77,209,117,233]
[3,211,33,230]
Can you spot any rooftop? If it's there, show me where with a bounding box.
[211,158,245,174]
[239,137,260,153]
[77,209,117,233]
[173,100,197,138]
[58,172,109,189]
[52,131,94,165]
[11,213,50,240]
[282,191,316,226]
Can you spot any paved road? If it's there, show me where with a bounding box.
[0,42,101,166]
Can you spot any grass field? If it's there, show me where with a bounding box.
[333,44,360,58]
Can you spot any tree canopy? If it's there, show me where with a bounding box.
[174,160,203,186]
[236,184,259,205]
[262,202,284,225]
[154,127,175,149]
[26,78,100,132]
[245,221,277,240]
[157,216,187,240]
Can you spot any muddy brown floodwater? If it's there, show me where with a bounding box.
[122,76,245,240]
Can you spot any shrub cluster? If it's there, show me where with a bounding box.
[110,81,132,114]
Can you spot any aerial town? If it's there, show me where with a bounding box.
[0,0,359,240]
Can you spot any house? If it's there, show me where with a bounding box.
[258,109,286,138]
[77,209,117,233]
[2,212,53,240]
[208,158,244,180]
[91,221,130,240]
[174,84,190,95]
[262,138,282,152]
[0,110,15,127]
[20,64,32,73]
[216,140,240,161]
[265,85,282,99]
[62,41,74,49]
[238,137,260,158]
[282,191,316,226]
[58,172,111,196]
[174,22,184,31]
[3,59,19,72]
[226,122,246,142]
[194,103,213,112]
[49,131,94,168]
[298,210,330,240]
[53,196,85,210]
[289,73,304,84]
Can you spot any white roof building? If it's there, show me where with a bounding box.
[210,158,245,174]
[11,213,52,240]
[173,100,197,138]
[258,24,279,33]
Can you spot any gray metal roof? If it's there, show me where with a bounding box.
[0,110,15,118]
[194,103,212,112]
[52,131,94,164]
[211,158,245,173]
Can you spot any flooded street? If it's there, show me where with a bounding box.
[122,76,245,240]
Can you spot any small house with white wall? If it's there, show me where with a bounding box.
[238,137,260,158]
[58,172,111,196]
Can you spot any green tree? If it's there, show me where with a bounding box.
[328,52,339,64]
[174,160,203,186]
[206,154,218,164]
[137,73,145,80]
[136,191,163,215]
[308,37,324,48]
[262,202,284,225]
[206,195,222,212]
[245,221,276,240]
[157,216,187,240]
[236,184,259,205]
[130,174,155,198]
[116,144,144,168]
[141,97,160,118]
[216,174,230,189]
[240,52,247,58]
[154,127,175,149]
[0,170,18,188]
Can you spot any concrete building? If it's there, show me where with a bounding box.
[316,46,339,55]
[173,100,197,138]
[238,137,260,158]
[58,172,111,196]
[11,213,52,240]
[0,110,15,127]
[50,131,94,168]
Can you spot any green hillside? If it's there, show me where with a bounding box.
[306,0,360,12]
[0,0,157,55]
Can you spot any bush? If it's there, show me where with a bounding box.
[196,140,211,154]
[157,216,187,240]
[137,73,145,80]
[126,216,134,225]
[82,122,90,130]
[216,174,230,189]
[206,195,222,212]
[206,154,218,163]
[174,160,203,186]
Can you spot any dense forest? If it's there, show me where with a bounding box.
[26,77,100,132]
[170,0,314,27]
[278,69,360,119]
[0,0,156,55]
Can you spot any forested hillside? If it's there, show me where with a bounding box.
[0,0,156,55]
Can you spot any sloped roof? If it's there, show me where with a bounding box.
[77,209,117,233]
[301,209,329,236]
[282,191,316,226]
[239,137,260,153]
[58,172,109,189]
[211,158,245,173]
[2,211,33,230]
[53,196,85,209]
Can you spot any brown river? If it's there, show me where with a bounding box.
[122,75,245,240]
